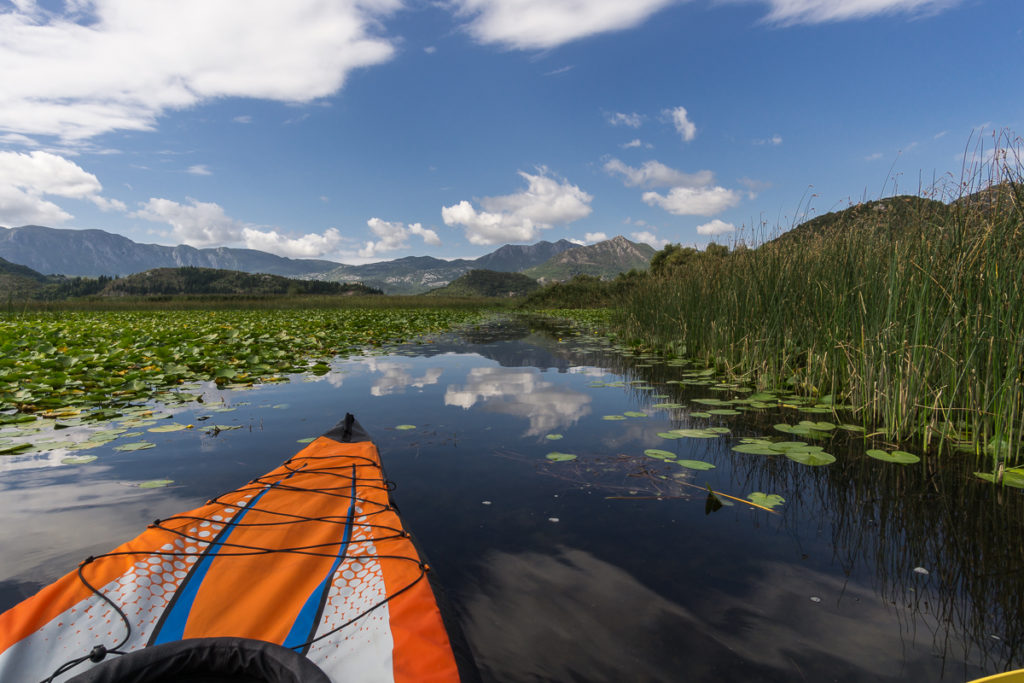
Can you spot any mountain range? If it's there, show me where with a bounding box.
[0,225,652,294]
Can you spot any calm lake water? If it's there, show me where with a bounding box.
[1,315,1022,682]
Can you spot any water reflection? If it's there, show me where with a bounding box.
[363,358,444,396]
[444,366,592,436]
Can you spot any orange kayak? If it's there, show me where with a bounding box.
[0,414,477,682]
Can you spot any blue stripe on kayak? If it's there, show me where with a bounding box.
[151,479,280,645]
[283,464,357,652]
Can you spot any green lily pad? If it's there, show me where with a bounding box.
[395,424,416,430]
[623,411,648,418]
[546,452,577,462]
[114,441,156,452]
[747,492,785,508]
[644,449,676,460]
[688,412,712,418]
[0,442,33,455]
[732,443,780,455]
[975,470,1024,489]
[148,424,189,433]
[784,450,836,466]
[545,434,564,440]
[602,415,627,421]
[659,429,721,439]
[707,409,741,416]
[651,403,684,409]
[677,459,715,470]
[61,455,98,465]
[866,449,920,464]
[138,479,174,488]
[297,437,316,444]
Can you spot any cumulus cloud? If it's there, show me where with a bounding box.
[133,196,342,257]
[450,0,681,50]
[630,230,668,248]
[756,0,963,26]
[621,139,653,149]
[359,217,442,258]
[0,0,401,141]
[608,112,643,128]
[0,150,122,225]
[442,169,593,246]
[666,106,696,142]
[584,232,608,243]
[604,158,713,188]
[754,134,783,146]
[187,164,212,176]
[738,177,772,199]
[695,219,735,235]
[642,186,741,216]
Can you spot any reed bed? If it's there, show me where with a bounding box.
[615,144,1024,460]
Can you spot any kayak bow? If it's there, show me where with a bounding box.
[0,414,477,683]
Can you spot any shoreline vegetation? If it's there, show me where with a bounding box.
[1,139,1021,464]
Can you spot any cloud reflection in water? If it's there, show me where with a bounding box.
[444,366,591,436]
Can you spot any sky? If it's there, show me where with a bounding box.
[0,0,1020,265]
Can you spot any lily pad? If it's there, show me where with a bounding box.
[644,449,676,460]
[602,415,627,421]
[546,452,578,462]
[784,450,836,466]
[395,424,417,430]
[975,470,1024,489]
[866,449,920,464]
[138,479,174,488]
[732,443,780,455]
[747,492,786,509]
[545,434,564,440]
[677,459,715,470]
[688,412,712,418]
[114,441,157,452]
[707,409,741,416]
[148,424,189,433]
[623,411,648,418]
[297,437,316,444]
[61,455,97,465]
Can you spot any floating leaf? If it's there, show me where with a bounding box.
[623,411,648,418]
[732,443,780,455]
[114,441,156,452]
[651,402,684,409]
[395,424,416,430]
[707,409,741,416]
[974,470,1024,489]
[677,459,715,470]
[688,412,712,418]
[602,415,627,421]
[866,449,920,464]
[838,423,866,432]
[545,434,564,441]
[784,450,836,466]
[138,479,173,489]
[747,492,785,508]
[546,452,577,462]
[644,449,676,460]
[148,424,189,433]
[61,455,97,465]
[0,442,33,455]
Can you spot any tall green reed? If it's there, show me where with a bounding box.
[616,135,1023,460]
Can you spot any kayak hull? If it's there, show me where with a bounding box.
[0,415,474,683]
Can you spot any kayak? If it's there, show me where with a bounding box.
[0,414,478,682]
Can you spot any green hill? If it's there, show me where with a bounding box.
[424,269,539,297]
[100,267,381,296]
[0,257,49,299]
[523,236,655,283]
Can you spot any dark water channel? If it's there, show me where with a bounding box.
[1,316,1022,682]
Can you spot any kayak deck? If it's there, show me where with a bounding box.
[0,414,473,682]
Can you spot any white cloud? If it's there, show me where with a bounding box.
[608,112,643,128]
[695,219,735,235]
[134,196,344,257]
[642,186,741,216]
[544,65,574,76]
[630,230,668,248]
[134,197,245,247]
[604,158,713,188]
[359,217,441,258]
[232,115,253,124]
[737,177,772,199]
[621,138,652,149]
[666,106,696,142]
[584,232,608,243]
[0,0,402,141]
[424,46,437,54]
[450,0,681,50]
[442,169,593,246]
[755,0,963,26]
[754,134,783,146]
[187,164,212,176]
[0,150,122,225]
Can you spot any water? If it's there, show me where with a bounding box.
[1,316,1022,682]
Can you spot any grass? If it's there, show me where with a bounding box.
[614,138,1024,461]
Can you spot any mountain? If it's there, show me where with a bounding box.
[317,240,578,294]
[472,239,576,272]
[0,225,340,278]
[424,269,540,298]
[0,256,49,299]
[768,195,950,246]
[523,236,656,283]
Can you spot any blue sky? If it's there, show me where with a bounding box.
[0,0,1020,265]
